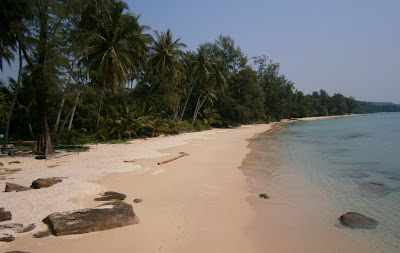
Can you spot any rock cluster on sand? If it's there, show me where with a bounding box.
[259,193,269,199]
[43,201,139,236]
[5,183,31,192]
[339,212,378,229]
[0,223,36,233]
[94,191,126,201]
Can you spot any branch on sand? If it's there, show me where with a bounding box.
[157,152,189,165]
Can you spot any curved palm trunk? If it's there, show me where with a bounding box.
[67,90,81,131]
[179,84,194,121]
[2,47,22,153]
[53,58,76,137]
[192,92,209,125]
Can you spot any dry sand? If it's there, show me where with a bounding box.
[0,120,378,253]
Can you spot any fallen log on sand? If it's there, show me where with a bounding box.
[157,152,188,165]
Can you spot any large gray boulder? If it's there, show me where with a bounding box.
[339,212,378,229]
[43,201,139,236]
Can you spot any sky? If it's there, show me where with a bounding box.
[1,0,399,103]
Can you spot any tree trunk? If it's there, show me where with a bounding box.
[192,93,209,125]
[96,90,104,133]
[53,58,76,136]
[55,105,74,146]
[179,84,194,121]
[2,47,22,153]
[67,90,81,131]
[33,1,54,156]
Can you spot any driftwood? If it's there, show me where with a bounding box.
[157,152,188,165]
[123,160,136,163]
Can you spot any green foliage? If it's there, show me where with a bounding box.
[0,162,3,166]
[9,161,20,164]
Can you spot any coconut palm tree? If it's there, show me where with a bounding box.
[83,0,151,131]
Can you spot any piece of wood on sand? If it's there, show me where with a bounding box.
[157,152,189,165]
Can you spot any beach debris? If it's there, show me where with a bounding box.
[0,208,12,222]
[123,160,136,163]
[95,191,126,201]
[359,182,393,198]
[0,223,36,233]
[5,182,31,192]
[30,177,62,189]
[133,198,142,203]
[5,251,30,253]
[33,230,50,238]
[259,193,269,199]
[35,155,46,160]
[43,201,139,236]
[157,152,188,165]
[339,212,378,229]
[0,233,15,242]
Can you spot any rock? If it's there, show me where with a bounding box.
[0,208,12,222]
[259,193,269,199]
[339,212,378,229]
[33,230,50,238]
[344,171,369,179]
[94,191,126,201]
[0,234,15,242]
[5,251,30,253]
[0,223,35,233]
[5,182,31,192]
[43,201,139,236]
[30,177,62,189]
[133,198,142,203]
[359,182,393,198]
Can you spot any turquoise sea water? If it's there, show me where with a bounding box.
[247,113,400,253]
[271,113,400,252]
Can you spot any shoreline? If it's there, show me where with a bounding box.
[1,115,375,252]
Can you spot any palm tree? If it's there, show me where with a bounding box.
[191,47,228,124]
[148,29,186,94]
[83,0,151,131]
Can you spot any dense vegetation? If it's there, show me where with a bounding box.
[354,101,400,114]
[0,0,367,154]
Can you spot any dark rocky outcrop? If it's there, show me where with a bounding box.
[359,182,393,198]
[94,191,126,201]
[0,234,15,242]
[33,230,50,238]
[0,208,12,222]
[43,201,139,236]
[259,193,269,199]
[0,223,35,233]
[5,182,31,192]
[30,177,62,189]
[339,212,378,229]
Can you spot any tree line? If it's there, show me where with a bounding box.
[1,0,360,155]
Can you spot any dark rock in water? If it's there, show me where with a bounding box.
[0,234,15,242]
[133,198,142,203]
[43,201,139,236]
[30,177,62,189]
[344,171,369,179]
[0,208,12,222]
[35,155,46,160]
[0,223,35,233]
[259,193,269,199]
[340,212,378,229]
[95,191,126,201]
[5,182,31,192]
[359,182,393,198]
[33,230,50,238]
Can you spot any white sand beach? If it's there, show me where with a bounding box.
[0,121,378,253]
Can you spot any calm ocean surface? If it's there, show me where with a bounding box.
[252,113,400,252]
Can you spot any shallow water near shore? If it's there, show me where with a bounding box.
[242,113,400,252]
